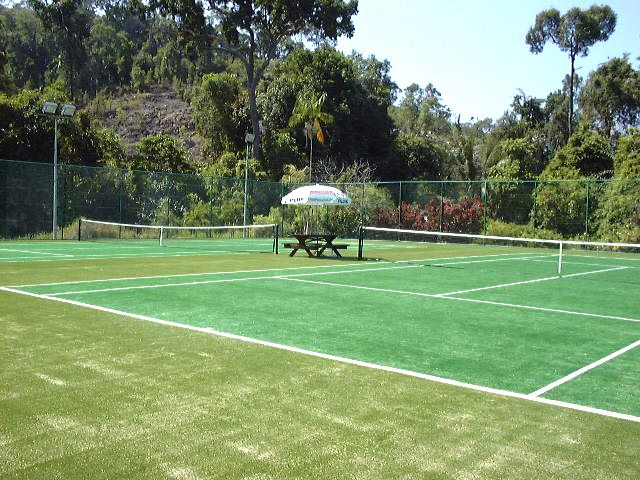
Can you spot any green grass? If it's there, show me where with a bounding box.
[1,240,639,478]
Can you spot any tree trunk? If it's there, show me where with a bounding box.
[309,136,313,183]
[246,78,261,160]
[568,51,575,137]
[245,42,262,161]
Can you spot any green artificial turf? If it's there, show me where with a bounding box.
[1,240,639,478]
[18,271,638,402]
[2,290,640,479]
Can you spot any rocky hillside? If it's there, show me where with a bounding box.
[89,86,205,163]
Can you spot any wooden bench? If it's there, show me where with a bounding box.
[283,242,322,257]
[318,243,348,257]
[283,242,321,250]
[284,235,349,258]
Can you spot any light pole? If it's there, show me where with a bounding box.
[243,133,255,237]
[41,102,76,240]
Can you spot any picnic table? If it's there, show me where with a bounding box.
[283,233,349,258]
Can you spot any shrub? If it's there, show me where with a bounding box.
[372,195,485,234]
[485,220,563,241]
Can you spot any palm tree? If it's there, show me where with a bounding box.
[289,91,334,182]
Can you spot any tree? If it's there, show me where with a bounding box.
[288,90,333,182]
[526,5,616,136]
[87,17,135,92]
[579,55,640,140]
[533,128,613,236]
[133,134,192,173]
[390,83,450,136]
[152,0,357,160]
[0,87,123,166]
[267,45,395,178]
[192,72,249,160]
[485,138,539,224]
[0,5,56,89]
[392,131,442,180]
[29,0,93,98]
[596,129,640,242]
[0,27,13,93]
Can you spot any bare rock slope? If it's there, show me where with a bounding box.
[90,86,205,163]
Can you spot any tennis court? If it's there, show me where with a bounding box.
[2,227,638,421]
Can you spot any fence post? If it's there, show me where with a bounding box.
[165,174,170,224]
[118,168,124,224]
[398,181,402,227]
[59,165,65,238]
[361,182,365,227]
[532,180,539,231]
[439,181,444,232]
[585,180,590,236]
[280,181,286,236]
[482,180,487,235]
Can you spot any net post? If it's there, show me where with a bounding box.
[558,241,563,276]
[78,217,82,241]
[274,224,279,254]
[357,225,364,260]
[159,226,164,247]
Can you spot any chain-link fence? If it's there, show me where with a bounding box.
[1,159,639,242]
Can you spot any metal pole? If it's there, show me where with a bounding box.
[243,141,249,238]
[439,181,444,232]
[482,180,487,236]
[585,180,590,236]
[558,241,563,276]
[52,117,58,240]
[397,181,402,227]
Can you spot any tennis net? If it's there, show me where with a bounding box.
[358,226,640,284]
[79,218,279,254]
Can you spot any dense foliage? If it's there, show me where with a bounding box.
[0,2,639,241]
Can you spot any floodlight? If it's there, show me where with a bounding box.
[40,101,76,239]
[42,101,59,115]
[60,104,76,117]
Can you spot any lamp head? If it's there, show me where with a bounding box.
[60,104,76,117]
[42,102,59,115]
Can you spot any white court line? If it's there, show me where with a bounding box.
[1,285,638,423]
[0,242,275,252]
[280,277,640,324]
[564,253,640,262]
[41,264,434,296]
[46,275,285,296]
[529,258,638,270]
[0,256,64,261]
[0,251,255,263]
[11,261,366,288]
[530,339,640,397]
[38,254,548,296]
[11,251,535,288]
[437,266,629,297]
[0,248,73,257]
[429,254,553,267]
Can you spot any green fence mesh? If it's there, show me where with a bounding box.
[1,159,639,242]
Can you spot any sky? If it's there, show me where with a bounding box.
[336,0,640,122]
